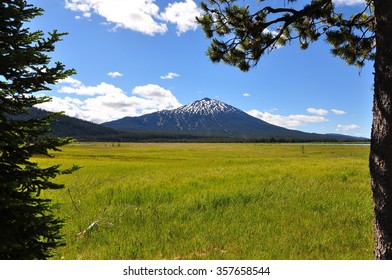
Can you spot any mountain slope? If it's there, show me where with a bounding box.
[18,108,123,141]
[102,98,364,141]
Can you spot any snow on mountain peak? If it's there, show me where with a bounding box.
[173,98,238,116]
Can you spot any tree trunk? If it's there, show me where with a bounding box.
[370,1,392,259]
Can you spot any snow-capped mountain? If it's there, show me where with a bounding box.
[101,98,363,141]
[171,98,238,116]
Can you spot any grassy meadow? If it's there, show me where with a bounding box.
[34,143,373,259]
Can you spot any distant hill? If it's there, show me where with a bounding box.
[102,98,368,142]
[16,108,208,142]
[17,108,124,142]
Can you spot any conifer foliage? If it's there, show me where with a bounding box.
[197,0,375,71]
[0,0,77,259]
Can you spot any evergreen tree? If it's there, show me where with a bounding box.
[197,0,392,259]
[0,0,77,259]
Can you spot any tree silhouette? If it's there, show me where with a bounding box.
[0,0,78,259]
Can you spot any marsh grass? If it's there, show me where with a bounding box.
[35,143,373,259]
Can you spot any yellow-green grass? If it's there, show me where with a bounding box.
[34,143,373,259]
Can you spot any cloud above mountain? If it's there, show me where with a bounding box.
[64,0,201,35]
[248,106,356,132]
[336,124,360,133]
[37,78,181,123]
[247,110,328,128]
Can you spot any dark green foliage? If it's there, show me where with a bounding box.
[0,0,77,259]
[197,0,375,70]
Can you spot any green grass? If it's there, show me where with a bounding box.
[35,143,373,259]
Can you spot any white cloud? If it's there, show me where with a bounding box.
[247,109,328,128]
[132,84,181,110]
[58,77,83,87]
[243,93,251,97]
[108,71,123,78]
[38,78,182,123]
[64,0,201,35]
[336,124,360,133]
[59,81,124,96]
[65,0,91,18]
[159,0,202,35]
[333,0,365,6]
[65,0,167,35]
[307,107,329,116]
[331,109,346,115]
[160,72,180,79]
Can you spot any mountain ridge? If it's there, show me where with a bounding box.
[16,100,368,142]
[102,98,367,141]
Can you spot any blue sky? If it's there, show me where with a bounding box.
[29,0,373,137]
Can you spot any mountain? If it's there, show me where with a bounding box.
[102,98,366,141]
[17,108,124,142]
[8,101,367,142]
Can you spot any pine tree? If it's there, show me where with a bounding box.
[197,0,392,259]
[0,0,77,259]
